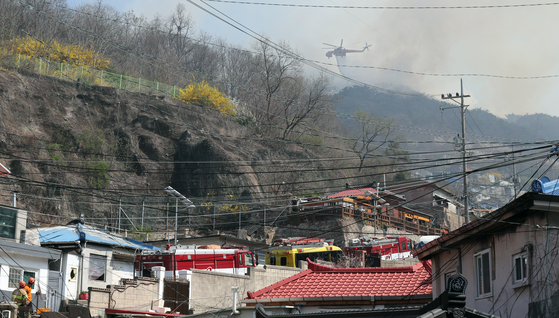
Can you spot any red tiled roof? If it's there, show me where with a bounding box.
[325,187,377,199]
[247,260,432,299]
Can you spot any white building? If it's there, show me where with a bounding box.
[0,205,62,311]
[36,224,159,301]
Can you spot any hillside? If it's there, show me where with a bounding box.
[0,70,349,233]
[334,85,537,142]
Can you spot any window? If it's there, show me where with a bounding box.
[48,259,61,271]
[89,254,106,281]
[512,253,528,284]
[23,272,35,288]
[8,268,35,289]
[8,268,21,288]
[474,249,492,297]
[0,207,18,239]
[245,253,253,266]
[401,242,407,251]
[280,257,287,266]
[269,255,276,265]
[70,268,77,280]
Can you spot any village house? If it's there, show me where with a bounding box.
[35,223,159,302]
[0,205,62,311]
[414,178,559,318]
[181,260,498,318]
[388,179,463,230]
[243,259,433,311]
[293,184,444,237]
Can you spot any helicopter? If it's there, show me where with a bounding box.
[323,39,371,58]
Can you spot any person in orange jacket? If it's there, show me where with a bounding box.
[24,277,37,307]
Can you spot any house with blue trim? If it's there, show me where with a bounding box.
[35,223,159,302]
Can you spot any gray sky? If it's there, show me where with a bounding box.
[67,0,559,118]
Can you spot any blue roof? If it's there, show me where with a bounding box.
[37,224,160,251]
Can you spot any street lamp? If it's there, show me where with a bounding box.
[163,186,195,245]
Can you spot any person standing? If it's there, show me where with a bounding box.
[11,281,29,306]
[24,278,35,308]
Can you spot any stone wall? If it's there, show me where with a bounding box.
[189,265,301,314]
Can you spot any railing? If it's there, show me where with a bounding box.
[11,54,181,97]
[297,206,444,236]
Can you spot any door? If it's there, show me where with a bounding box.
[48,270,62,311]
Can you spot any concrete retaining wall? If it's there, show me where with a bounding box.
[189,265,302,314]
[88,277,159,317]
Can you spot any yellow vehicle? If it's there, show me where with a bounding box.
[265,238,344,268]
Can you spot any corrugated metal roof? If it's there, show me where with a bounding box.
[37,224,159,251]
[0,238,61,259]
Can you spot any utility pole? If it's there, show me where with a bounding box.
[441,79,471,224]
[141,197,145,230]
[504,146,519,200]
[512,145,518,199]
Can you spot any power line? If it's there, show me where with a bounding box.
[203,0,559,10]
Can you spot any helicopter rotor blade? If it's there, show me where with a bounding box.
[322,43,338,47]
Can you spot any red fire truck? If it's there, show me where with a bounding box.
[135,244,257,278]
[343,236,414,267]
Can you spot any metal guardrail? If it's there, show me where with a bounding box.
[12,54,180,98]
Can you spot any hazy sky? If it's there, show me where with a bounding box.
[66,0,559,118]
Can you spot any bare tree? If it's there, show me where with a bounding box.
[251,40,299,127]
[250,40,333,140]
[280,73,333,140]
[352,110,396,171]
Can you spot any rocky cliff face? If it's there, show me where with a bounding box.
[0,70,333,228]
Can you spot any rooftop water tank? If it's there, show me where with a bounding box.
[531,176,559,195]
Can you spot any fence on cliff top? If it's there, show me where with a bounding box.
[12,54,181,98]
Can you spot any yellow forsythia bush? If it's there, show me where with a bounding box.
[9,36,110,70]
[177,81,236,116]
